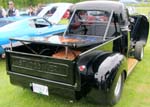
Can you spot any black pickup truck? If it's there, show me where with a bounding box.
[5,1,149,105]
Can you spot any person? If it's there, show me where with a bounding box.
[58,10,70,24]
[0,6,6,18]
[28,6,35,16]
[62,9,70,19]
[35,3,43,15]
[7,1,19,17]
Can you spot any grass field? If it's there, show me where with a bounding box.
[0,7,150,107]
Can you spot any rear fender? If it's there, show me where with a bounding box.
[75,51,111,98]
[77,51,110,76]
[93,53,127,91]
[85,53,127,104]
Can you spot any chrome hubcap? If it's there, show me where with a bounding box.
[114,75,122,96]
[141,47,144,59]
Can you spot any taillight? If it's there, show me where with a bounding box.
[78,65,86,72]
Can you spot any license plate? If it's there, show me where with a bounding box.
[32,83,49,96]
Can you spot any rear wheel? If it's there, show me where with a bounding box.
[135,41,144,61]
[114,75,122,97]
[109,72,124,105]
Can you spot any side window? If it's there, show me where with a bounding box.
[45,6,57,17]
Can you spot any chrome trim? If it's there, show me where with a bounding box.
[103,10,114,41]
[79,35,122,56]
[114,75,122,96]
[63,9,76,37]
[8,71,76,88]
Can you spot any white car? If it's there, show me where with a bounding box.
[37,3,73,24]
[119,0,137,15]
[120,0,138,4]
[126,6,137,15]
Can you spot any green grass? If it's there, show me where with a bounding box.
[136,7,150,16]
[0,7,150,107]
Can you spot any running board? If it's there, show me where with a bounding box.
[127,58,138,76]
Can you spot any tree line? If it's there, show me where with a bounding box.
[1,0,150,9]
[0,0,84,8]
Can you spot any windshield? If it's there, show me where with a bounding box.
[67,10,115,37]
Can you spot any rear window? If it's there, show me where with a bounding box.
[67,10,116,37]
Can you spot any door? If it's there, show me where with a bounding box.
[130,15,149,45]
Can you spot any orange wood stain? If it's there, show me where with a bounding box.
[52,50,81,60]
[128,58,138,71]
[59,36,80,43]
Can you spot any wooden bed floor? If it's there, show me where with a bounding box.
[127,58,138,76]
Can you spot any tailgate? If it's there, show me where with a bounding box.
[6,51,75,85]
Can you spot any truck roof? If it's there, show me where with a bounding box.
[72,1,126,14]
[71,1,129,26]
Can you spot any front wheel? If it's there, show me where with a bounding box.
[135,41,144,61]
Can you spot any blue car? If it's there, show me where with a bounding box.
[0,16,67,55]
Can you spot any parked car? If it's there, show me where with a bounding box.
[19,3,73,24]
[120,0,139,4]
[119,0,137,15]
[126,6,137,15]
[19,10,29,16]
[37,3,73,24]
[0,16,29,27]
[0,16,67,55]
[5,1,149,105]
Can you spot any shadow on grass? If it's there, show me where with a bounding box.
[21,88,113,107]
[0,58,114,107]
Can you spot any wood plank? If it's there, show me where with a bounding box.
[127,58,138,76]
[52,50,81,60]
